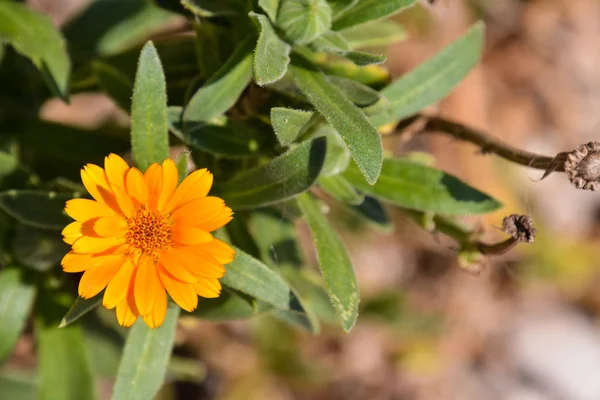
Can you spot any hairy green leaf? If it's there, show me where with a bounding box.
[59,295,102,328]
[329,76,380,106]
[0,1,71,100]
[339,20,407,48]
[0,268,36,362]
[0,190,74,230]
[332,0,417,30]
[184,38,254,123]
[112,307,180,400]
[290,55,382,184]
[311,31,386,66]
[318,175,364,205]
[297,193,359,331]
[259,0,280,21]
[343,157,502,215]
[131,41,169,170]
[250,12,291,86]
[215,137,326,209]
[277,0,332,44]
[222,247,291,309]
[371,22,485,126]
[270,107,314,146]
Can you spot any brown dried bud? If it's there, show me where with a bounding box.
[502,214,536,244]
[564,142,600,191]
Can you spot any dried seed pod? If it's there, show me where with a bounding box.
[564,142,600,191]
[502,214,536,244]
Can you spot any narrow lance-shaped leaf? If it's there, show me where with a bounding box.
[221,247,292,309]
[59,294,102,328]
[37,324,95,400]
[276,0,332,44]
[296,193,359,332]
[0,1,71,100]
[318,175,364,205]
[343,157,502,215]
[332,0,417,31]
[0,268,36,362]
[215,137,326,209]
[371,22,485,126]
[311,31,386,66]
[111,307,180,400]
[184,37,254,123]
[339,20,407,49]
[131,41,169,170]
[0,190,75,230]
[290,54,382,184]
[250,12,291,86]
[270,107,314,146]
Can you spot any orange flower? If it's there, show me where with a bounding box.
[61,153,235,328]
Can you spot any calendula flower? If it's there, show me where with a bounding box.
[61,153,234,328]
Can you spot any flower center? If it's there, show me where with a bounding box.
[125,208,173,259]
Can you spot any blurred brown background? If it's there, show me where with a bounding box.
[14,0,600,399]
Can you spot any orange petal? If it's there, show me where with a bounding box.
[65,199,116,222]
[111,184,135,218]
[81,165,120,212]
[104,153,129,190]
[172,225,212,245]
[62,251,98,272]
[116,288,139,327]
[62,221,82,244]
[157,158,178,211]
[72,236,125,253]
[78,258,124,299]
[197,238,235,264]
[158,252,199,283]
[197,208,234,233]
[126,168,148,206]
[143,287,167,328]
[171,197,225,226]
[164,168,213,212]
[134,258,160,316]
[158,267,198,312]
[144,163,163,211]
[103,259,136,309]
[174,246,226,278]
[194,277,221,298]
[94,215,127,237]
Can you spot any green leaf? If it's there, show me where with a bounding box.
[318,175,364,205]
[276,0,332,44]
[289,55,382,184]
[37,324,95,400]
[59,295,102,328]
[130,41,169,171]
[12,224,69,271]
[343,157,502,215]
[314,125,351,177]
[339,20,407,48]
[184,37,254,123]
[310,31,386,66]
[175,151,190,184]
[259,0,280,21]
[225,215,261,259]
[111,307,180,400]
[0,369,37,399]
[329,76,380,106]
[296,193,359,331]
[0,268,36,362]
[222,247,292,309]
[92,61,133,112]
[270,107,314,146]
[0,1,71,100]
[328,0,358,18]
[332,0,417,31]
[250,12,291,86]
[0,190,74,230]
[215,137,326,209]
[371,22,485,126]
[348,195,394,232]
[192,290,255,321]
[248,210,304,269]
